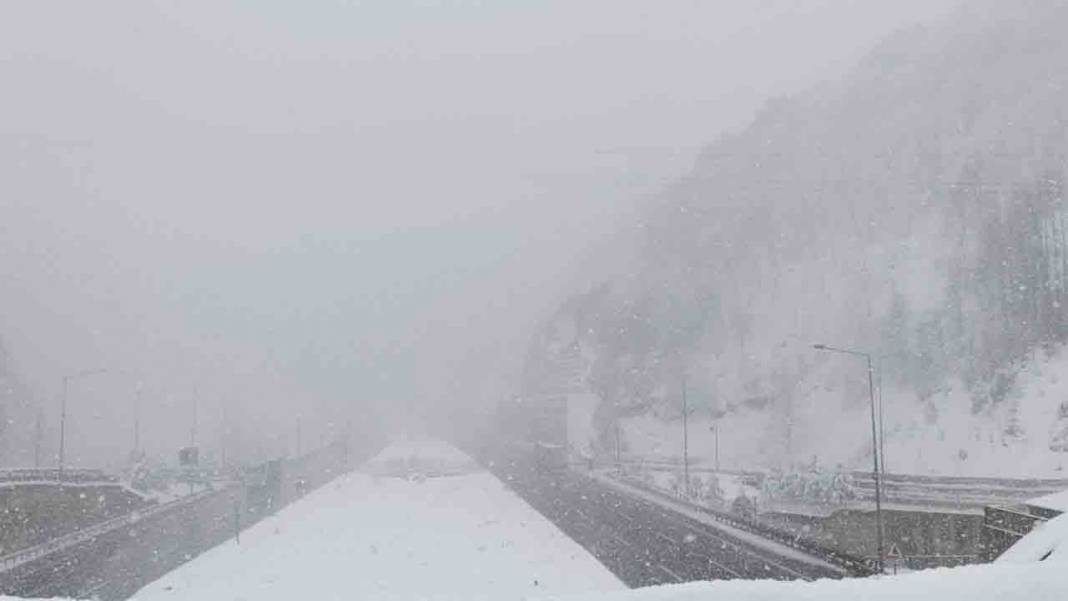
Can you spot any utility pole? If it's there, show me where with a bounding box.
[59,376,68,476]
[866,352,885,574]
[220,399,228,470]
[682,377,690,495]
[615,418,621,471]
[191,386,198,447]
[785,393,793,461]
[58,368,108,477]
[234,495,241,544]
[814,344,885,574]
[613,400,622,472]
[133,383,141,458]
[34,409,42,468]
[296,416,302,456]
[877,361,886,475]
[189,386,198,496]
[710,422,720,472]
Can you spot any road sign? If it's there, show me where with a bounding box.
[179,446,199,467]
[887,542,903,559]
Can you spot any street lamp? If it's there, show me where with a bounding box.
[59,368,109,477]
[709,422,720,472]
[611,399,623,473]
[110,369,146,459]
[133,381,143,458]
[680,377,694,495]
[813,343,885,574]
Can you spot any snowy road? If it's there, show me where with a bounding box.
[490,460,848,587]
[133,443,623,601]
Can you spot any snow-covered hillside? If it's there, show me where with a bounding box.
[526,0,1068,479]
[619,344,1068,477]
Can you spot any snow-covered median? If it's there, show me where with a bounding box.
[113,438,1068,601]
[131,441,622,601]
[362,437,481,478]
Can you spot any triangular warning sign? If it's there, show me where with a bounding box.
[887,543,903,559]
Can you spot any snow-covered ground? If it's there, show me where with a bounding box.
[6,440,1064,601]
[616,347,1068,478]
[557,340,1068,480]
[6,563,1066,601]
[1029,488,1068,513]
[997,512,1068,564]
[549,562,1068,601]
[362,437,481,477]
[132,440,622,601]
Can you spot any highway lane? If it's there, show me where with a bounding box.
[491,457,846,587]
[586,475,842,580]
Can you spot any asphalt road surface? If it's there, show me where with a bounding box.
[490,458,846,587]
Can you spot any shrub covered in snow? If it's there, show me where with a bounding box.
[761,468,856,505]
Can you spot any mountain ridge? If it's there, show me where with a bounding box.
[524,0,1068,476]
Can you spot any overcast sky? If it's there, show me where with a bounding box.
[0,0,956,467]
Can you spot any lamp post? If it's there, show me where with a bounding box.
[877,362,886,475]
[111,370,146,462]
[191,385,199,448]
[615,414,622,472]
[681,377,691,494]
[133,382,142,458]
[34,408,43,468]
[709,422,720,472]
[59,368,109,477]
[813,343,884,574]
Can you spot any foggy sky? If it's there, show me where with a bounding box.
[0,0,955,468]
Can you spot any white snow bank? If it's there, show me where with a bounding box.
[996,512,1068,564]
[363,437,480,477]
[563,562,1067,601]
[1028,488,1068,512]
[19,537,1068,601]
[16,563,1068,601]
[133,446,621,601]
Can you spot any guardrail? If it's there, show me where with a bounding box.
[847,473,1068,510]
[852,471,1068,489]
[611,459,1068,509]
[603,459,1068,492]
[0,487,223,574]
[0,468,118,485]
